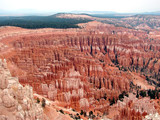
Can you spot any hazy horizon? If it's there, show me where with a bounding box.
[0,0,160,16]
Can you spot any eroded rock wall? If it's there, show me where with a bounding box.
[0,59,48,120]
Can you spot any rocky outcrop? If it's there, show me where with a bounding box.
[10,31,160,81]
[112,94,158,120]
[0,59,48,120]
[7,44,130,110]
[144,113,160,120]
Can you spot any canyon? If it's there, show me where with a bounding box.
[0,15,160,119]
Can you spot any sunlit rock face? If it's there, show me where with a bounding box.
[0,33,131,111]
[0,59,48,120]
[112,93,158,120]
[144,113,160,120]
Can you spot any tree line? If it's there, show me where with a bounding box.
[0,16,91,29]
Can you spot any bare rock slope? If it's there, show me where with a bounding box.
[0,59,48,120]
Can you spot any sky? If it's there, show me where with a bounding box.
[0,0,160,14]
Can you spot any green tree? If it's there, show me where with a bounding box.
[148,89,156,99]
[136,90,139,98]
[156,92,159,99]
[140,90,146,97]
[148,89,151,96]
[112,97,115,104]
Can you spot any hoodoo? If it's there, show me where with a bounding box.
[0,13,160,119]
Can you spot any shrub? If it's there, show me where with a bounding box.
[59,109,64,114]
[110,97,115,105]
[42,98,46,108]
[80,110,84,115]
[104,93,107,100]
[83,111,87,117]
[37,97,40,103]
[89,111,93,117]
[75,115,80,120]
[119,94,124,101]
